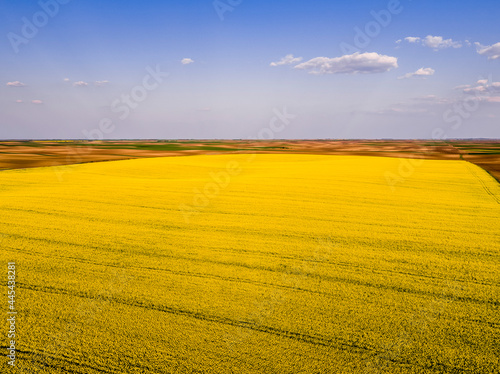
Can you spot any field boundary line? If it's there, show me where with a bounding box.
[464,161,500,204]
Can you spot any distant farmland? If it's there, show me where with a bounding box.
[1,154,499,373]
[1,139,500,182]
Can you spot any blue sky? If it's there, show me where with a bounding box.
[0,0,499,139]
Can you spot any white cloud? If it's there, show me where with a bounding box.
[64,78,70,82]
[475,42,500,60]
[404,37,421,43]
[398,67,435,80]
[6,81,26,87]
[423,35,462,49]
[73,81,88,87]
[94,80,110,86]
[403,35,462,50]
[32,100,43,104]
[181,58,194,65]
[270,54,303,67]
[294,52,398,75]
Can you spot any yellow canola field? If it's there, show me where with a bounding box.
[0,154,499,373]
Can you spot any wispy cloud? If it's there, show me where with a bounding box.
[73,81,88,87]
[398,67,435,80]
[94,80,110,87]
[359,91,458,117]
[6,81,26,87]
[485,96,500,103]
[475,42,500,60]
[270,54,303,67]
[360,106,430,116]
[411,95,451,104]
[32,100,43,104]
[181,58,194,65]
[294,52,398,75]
[462,80,500,94]
[412,94,437,101]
